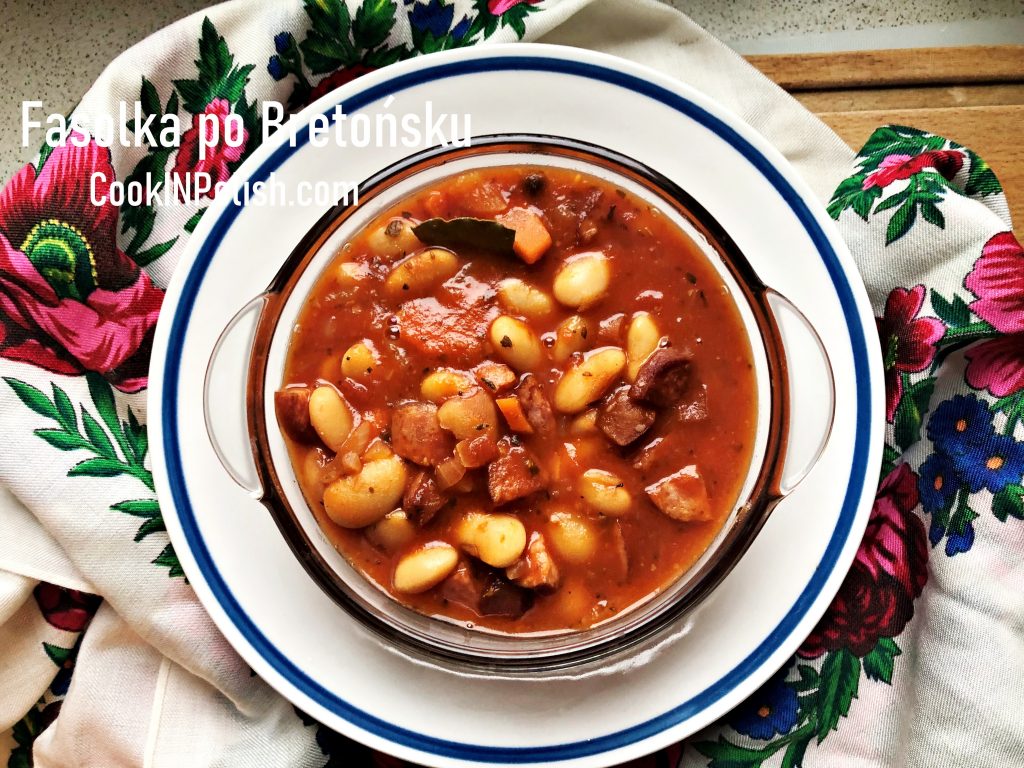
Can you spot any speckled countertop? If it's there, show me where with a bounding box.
[2,0,1022,179]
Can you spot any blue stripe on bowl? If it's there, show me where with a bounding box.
[161,53,874,762]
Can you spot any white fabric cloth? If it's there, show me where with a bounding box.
[3,1,1021,766]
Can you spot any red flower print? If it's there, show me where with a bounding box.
[960,233,1024,398]
[877,285,944,421]
[799,463,928,658]
[966,336,1024,398]
[307,65,376,105]
[489,0,541,15]
[171,98,248,199]
[862,150,963,190]
[33,582,100,632]
[965,231,1024,334]
[0,135,163,392]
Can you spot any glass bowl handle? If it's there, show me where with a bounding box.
[203,294,268,498]
[767,289,836,497]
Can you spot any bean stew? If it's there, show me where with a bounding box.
[275,165,757,633]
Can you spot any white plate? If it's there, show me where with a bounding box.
[149,44,883,768]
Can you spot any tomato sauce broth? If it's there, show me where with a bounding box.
[278,165,757,632]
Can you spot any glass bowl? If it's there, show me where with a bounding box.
[205,135,833,674]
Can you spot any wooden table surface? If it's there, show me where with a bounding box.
[747,45,1024,229]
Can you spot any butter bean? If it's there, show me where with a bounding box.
[568,409,599,436]
[335,260,370,288]
[553,252,610,309]
[437,389,499,440]
[548,512,597,564]
[366,217,421,259]
[497,278,555,320]
[626,312,661,381]
[553,347,626,414]
[579,469,632,516]
[384,247,459,298]
[393,543,459,593]
[489,315,545,372]
[367,510,417,553]
[303,447,330,489]
[420,369,476,403]
[322,455,407,528]
[456,512,528,568]
[341,340,379,380]
[308,385,353,451]
[552,315,590,363]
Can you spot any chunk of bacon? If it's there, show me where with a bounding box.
[439,560,533,618]
[645,465,712,522]
[515,374,555,436]
[630,347,693,408]
[597,386,656,446]
[506,532,560,590]
[487,445,546,506]
[391,401,453,466]
[402,469,449,524]
[274,386,316,443]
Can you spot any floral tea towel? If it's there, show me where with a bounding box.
[0,1,1021,767]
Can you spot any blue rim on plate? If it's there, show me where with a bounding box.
[159,54,873,762]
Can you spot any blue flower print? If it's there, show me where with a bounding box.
[957,432,1024,494]
[274,32,295,55]
[918,453,959,513]
[729,671,799,740]
[410,0,465,38]
[945,521,975,556]
[267,55,286,81]
[927,395,995,469]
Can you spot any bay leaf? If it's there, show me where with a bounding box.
[412,217,516,256]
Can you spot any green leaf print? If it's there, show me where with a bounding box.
[814,648,860,741]
[43,642,73,667]
[5,376,182,578]
[353,0,398,50]
[992,483,1024,522]
[930,290,971,328]
[862,638,901,684]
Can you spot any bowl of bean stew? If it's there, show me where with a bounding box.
[216,136,833,673]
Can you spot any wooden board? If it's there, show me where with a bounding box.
[747,46,1023,228]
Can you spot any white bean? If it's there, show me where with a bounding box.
[547,511,598,564]
[341,340,379,380]
[579,469,632,516]
[497,278,555,320]
[384,247,459,297]
[626,312,661,381]
[420,369,476,403]
[489,315,545,372]
[456,512,528,568]
[322,455,407,528]
[308,386,353,451]
[367,510,417,552]
[552,315,591,363]
[553,252,610,309]
[568,409,599,436]
[335,260,370,288]
[393,543,459,594]
[553,347,626,414]
[302,447,330,489]
[366,217,421,258]
[437,389,499,440]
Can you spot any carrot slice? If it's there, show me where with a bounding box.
[496,396,535,434]
[498,207,552,264]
